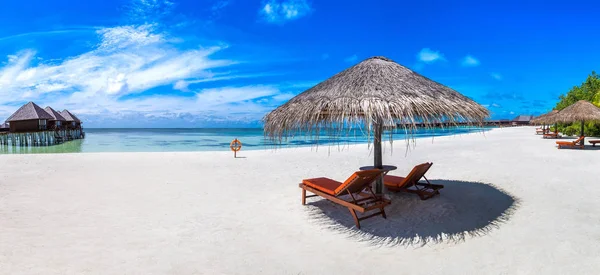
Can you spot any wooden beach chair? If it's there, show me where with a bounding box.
[590,140,600,147]
[535,128,548,135]
[543,132,560,139]
[383,162,444,200]
[556,136,585,149]
[300,169,390,229]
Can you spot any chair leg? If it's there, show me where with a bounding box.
[301,188,306,205]
[348,208,361,229]
[380,207,387,219]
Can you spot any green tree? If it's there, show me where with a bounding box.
[554,71,600,136]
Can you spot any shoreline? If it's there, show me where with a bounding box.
[0,126,495,155]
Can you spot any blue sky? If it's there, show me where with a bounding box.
[0,0,599,127]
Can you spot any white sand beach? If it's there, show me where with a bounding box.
[1,126,599,274]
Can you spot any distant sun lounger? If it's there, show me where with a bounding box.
[543,132,561,139]
[383,162,444,200]
[300,169,390,229]
[590,140,600,147]
[556,136,585,149]
[536,128,549,135]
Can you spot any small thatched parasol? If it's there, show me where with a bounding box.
[263,56,489,193]
[551,100,600,144]
[530,110,559,125]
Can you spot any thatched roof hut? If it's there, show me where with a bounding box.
[530,110,559,124]
[263,56,489,192]
[44,106,66,122]
[60,109,80,122]
[6,102,53,122]
[0,122,8,132]
[5,102,54,133]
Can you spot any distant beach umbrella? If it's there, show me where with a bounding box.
[531,110,559,134]
[263,56,489,193]
[531,110,559,125]
[551,100,600,145]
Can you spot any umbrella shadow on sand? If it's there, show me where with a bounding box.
[304,180,520,247]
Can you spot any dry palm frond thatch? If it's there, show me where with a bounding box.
[263,56,489,142]
[551,100,600,123]
[530,110,559,124]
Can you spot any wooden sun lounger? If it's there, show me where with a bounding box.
[536,128,549,135]
[590,140,600,147]
[300,169,390,229]
[383,162,444,200]
[556,136,585,149]
[543,132,561,139]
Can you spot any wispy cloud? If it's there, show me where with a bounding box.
[490,73,502,80]
[126,0,175,23]
[259,0,312,24]
[461,55,480,67]
[0,21,295,124]
[417,48,445,64]
[208,0,231,21]
[344,54,358,63]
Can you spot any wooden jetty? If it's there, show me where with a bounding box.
[0,129,84,147]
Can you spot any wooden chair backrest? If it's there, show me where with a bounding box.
[334,169,383,196]
[574,136,585,144]
[398,162,433,188]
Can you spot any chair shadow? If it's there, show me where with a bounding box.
[304,180,520,247]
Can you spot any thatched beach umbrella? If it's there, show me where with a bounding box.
[263,56,489,193]
[531,110,559,125]
[531,110,559,133]
[551,100,600,145]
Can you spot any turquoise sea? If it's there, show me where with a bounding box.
[0,127,492,154]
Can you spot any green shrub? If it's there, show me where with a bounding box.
[562,124,578,136]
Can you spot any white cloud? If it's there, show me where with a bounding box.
[461,55,480,67]
[126,0,175,23]
[0,23,265,122]
[344,54,358,63]
[417,48,445,63]
[260,0,311,24]
[0,1,309,126]
[173,80,189,91]
[490,73,502,80]
[0,24,235,102]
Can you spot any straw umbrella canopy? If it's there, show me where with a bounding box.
[551,100,600,144]
[531,110,559,125]
[531,110,559,134]
[263,56,489,193]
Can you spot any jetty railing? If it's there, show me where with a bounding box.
[0,129,84,147]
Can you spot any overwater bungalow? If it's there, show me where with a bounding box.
[44,106,67,130]
[6,102,53,133]
[512,115,534,126]
[0,102,85,147]
[0,122,9,132]
[60,109,82,129]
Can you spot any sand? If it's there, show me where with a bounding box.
[1,126,599,275]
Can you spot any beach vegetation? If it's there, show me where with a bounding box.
[555,71,600,136]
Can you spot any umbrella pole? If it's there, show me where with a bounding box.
[374,121,383,194]
[581,120,585,145]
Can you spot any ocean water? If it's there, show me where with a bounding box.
[0,127,492,154]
